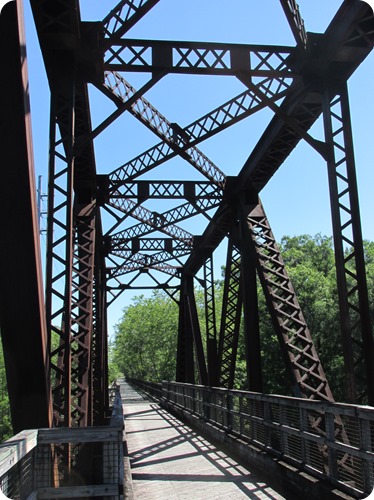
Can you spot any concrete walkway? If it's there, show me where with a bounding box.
[120,381,286,499]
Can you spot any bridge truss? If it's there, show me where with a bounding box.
[0,0,373,433]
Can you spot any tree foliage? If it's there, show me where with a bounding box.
[0,337,12,441]
[112,291,179,382]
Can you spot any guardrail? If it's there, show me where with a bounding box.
[0,429,38,498]
[0,387,124,499]
[127,378,162,400]
[129,378,374,499]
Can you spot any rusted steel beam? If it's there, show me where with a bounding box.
[104,40,296,77]
[203,257,219,387]
[322,84,374,405]
[0,0,52,433]
[30,0,106,428]
[218,238,243,389]
[246,202,335,402]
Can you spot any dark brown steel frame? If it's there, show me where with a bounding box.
[1,0,372,436]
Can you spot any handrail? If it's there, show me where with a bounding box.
[129,379,374,499]
[0,386,125,499]
[162,381,374,498]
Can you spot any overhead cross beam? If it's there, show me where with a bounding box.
[104,39,297,77]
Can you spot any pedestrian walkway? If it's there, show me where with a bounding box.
[120,381,286,499]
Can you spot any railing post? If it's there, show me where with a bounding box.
[325,411,339,480]
[360,417,373,494]
[239,395,243,435]
[279,405,287,456]
[226,391,233,432]
[203,387,211,421]
[264,400,271,448]
[299,406,309,464]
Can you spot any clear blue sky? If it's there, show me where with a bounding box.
[22,0,374,335]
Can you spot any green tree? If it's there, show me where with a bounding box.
[0,336,12,441]
[113,291,179,382]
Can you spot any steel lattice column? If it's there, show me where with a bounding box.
[217,237,243,389]
[47,93,102,427]
[46,89,76,428]
[246,203,335,402]
[176,273,207,384]
[92,213,109,425]
[239,202,263,393]
[176,273,194,383]
[71,199,96,427]
[322,84,374,405]
[203,257,219,386]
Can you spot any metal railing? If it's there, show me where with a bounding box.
[127,378,162,400]
[0,429,37,498]
[130,379,374,498]
[161,382,374,498]
[0,387,124,499]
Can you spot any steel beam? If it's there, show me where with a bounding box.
[185,275,208,386]
[239,201,263,393]
[0,0,52,433]
[71,199,97,427]
[246,202,335,402]
[203,257,219,387]
[46,89,75,428]
[112,181,222,200]
[108,200,198,243]
[92,213,109,425]
[322,83,374,405]
[218,238,243,389]
[104,40,296,77]
[176,274,194,383]
[102,71,226,187]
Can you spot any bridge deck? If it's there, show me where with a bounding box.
[120,381,287,499]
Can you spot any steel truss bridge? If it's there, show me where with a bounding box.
[0,0,373,497]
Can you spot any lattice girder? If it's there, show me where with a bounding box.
[218,239,243,389]
[322,83,374,405]
[246,203,334,402]
[107,73,293,186]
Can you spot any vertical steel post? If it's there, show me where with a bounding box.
[239,205,263,393]
[176,273,194,383]
[246,202,335,402]
[46,87,76,428]
[322,84,374,405]
[92,213,109,424]
[203,257,219,386]
[185,275,208,385]
[217,235,243,389]
[72,199,96,427]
